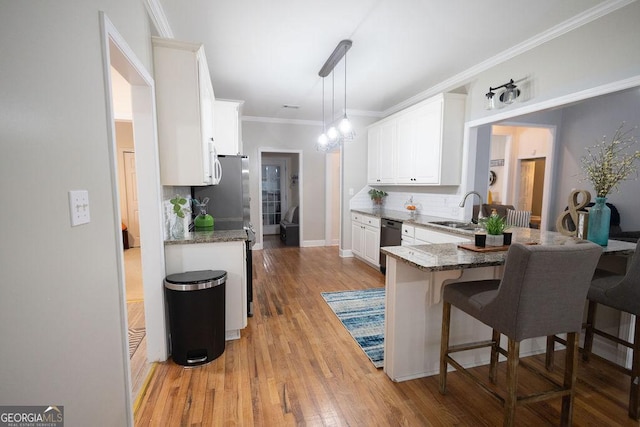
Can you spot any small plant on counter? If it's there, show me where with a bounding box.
[480,213,507,235]
[368,188,388,204]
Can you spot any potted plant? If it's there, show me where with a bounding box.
[169,195,190,238]
[368,188,388,206]
[479,212,508,246]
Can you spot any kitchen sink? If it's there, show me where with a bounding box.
[428,220,479,231]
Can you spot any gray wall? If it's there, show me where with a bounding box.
[459,1,640,231]
[242,116,374,248]
[0,1,152,425]
[553,88,640,231]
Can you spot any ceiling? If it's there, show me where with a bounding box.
[158,0,608,123]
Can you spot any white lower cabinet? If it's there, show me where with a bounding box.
[351,213,381,266]
[402,224,470,245]
[164,241,247,340]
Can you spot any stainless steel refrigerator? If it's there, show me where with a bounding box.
[191,155,250,231]
[191,154,255,316]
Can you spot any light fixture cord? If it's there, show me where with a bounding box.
[331,70,335,123]
[343,47,347,115]
[321,77,325,131]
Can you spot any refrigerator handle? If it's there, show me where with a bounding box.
[209,139,222,185]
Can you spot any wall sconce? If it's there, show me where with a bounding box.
[485,79,521,110]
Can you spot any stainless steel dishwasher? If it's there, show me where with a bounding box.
[380,219,402,274]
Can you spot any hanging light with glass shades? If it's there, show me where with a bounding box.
[316,39,354,152]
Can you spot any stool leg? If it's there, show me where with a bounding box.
[504,339,519,427]
[561,332,578,426]
[490,329,500,384]
[545,335,555,371]
[439,301,451,394]
[629,315,640,420]
[583,301,597,362]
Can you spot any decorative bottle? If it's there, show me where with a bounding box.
[587,197,611,246]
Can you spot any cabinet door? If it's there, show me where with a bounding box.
[352,221,363,256]
[367,127,381,184]
[214,100,242,155]
[413,101,442,184]
[153,38,215,186]
[363,225,380,265]
[378,121,397,183]
[396,102,442,184]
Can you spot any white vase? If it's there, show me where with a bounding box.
[486,234,504,247]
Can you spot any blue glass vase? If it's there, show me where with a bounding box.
[587,197,611,246]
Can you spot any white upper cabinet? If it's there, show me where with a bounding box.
[152,37,216,186]
[367,93,466,186]
[214,99,244,155]
[367,120,396,184]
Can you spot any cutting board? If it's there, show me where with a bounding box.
[458,242,538,253]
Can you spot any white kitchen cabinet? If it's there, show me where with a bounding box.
[367,120,396,184]
[368,93,466,186]
[402,223,470,245]
[153,37,216,186]
[351,213,381,266]
[164,241,247,340]
[214,99,244,155]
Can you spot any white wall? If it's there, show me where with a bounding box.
[0,1,152,425]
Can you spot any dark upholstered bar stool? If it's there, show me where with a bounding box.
[579,240,640,419]
[439,242,602,427]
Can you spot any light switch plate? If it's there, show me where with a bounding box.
[69,190,90,226]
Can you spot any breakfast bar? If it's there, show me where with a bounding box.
[381,228,637,382]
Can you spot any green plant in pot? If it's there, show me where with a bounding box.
[479,212,508,246]
[169,195,190,238]
[368,188,388,206]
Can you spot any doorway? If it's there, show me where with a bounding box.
[258,150,301,246]
[489,125,554,230]
[101,12,168,421]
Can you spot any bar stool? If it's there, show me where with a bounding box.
[439,242,602,426]
[574,240,639,419]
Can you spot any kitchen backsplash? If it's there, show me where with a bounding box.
[350,186,466,220]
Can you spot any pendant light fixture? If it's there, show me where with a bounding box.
[338,44,355,141]
[316,39,354,152]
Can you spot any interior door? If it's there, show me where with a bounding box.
[123,151,140,247]
[261,159,287,235]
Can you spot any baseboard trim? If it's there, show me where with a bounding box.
[301,240,326,248]
[133,362,157,416]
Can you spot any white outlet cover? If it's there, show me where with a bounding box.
[69,190,90,226]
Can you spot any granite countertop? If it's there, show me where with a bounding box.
[381,228,637,272]
[351,208,478,237]
[164,229,248,245]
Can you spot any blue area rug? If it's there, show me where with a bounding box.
[321,288,385,368]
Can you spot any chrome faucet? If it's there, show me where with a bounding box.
[459,191,485,223]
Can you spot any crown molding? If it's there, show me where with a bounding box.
[383,0,635,117]
[143,0,174,38]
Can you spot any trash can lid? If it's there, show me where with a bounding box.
[165,270,227,291]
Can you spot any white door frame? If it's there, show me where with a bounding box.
[100,12,168,423]
[257,148,302,247]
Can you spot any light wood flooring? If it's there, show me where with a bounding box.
[134,245,639,426]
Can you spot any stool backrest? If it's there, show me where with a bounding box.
[604,240,640,315]
[487,242,603,341]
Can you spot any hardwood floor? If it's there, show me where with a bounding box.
[135,245,638,426]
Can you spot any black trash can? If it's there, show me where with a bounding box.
[164,270,227,366]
